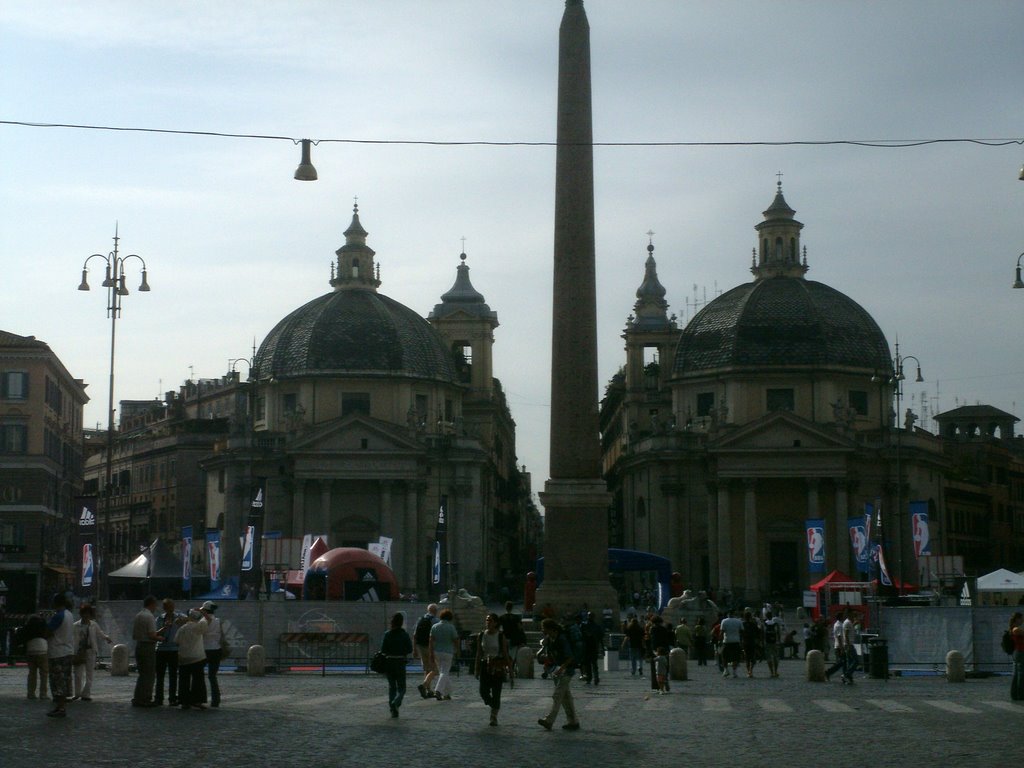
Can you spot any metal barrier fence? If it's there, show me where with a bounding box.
[276,632,371,675]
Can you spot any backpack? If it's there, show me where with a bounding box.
[1001,630,1015,655]
[763,620,780,644]
[414,615,434,646]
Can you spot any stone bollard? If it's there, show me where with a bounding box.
[805,649,826,682]
[946,650,966,683]
[247,645,266,677]
[516,646,536,679]
[110,644,130,676]
[669,647,688,681]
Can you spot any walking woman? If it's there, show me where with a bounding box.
[475,613,510,726]
[693,616,709,666]
[1010,612,1024,701]
[741,610,760,678]
[380,612,413,718]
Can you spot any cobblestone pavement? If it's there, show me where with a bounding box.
[0,661,1016,767]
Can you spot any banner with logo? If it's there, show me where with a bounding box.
[181,525,193,593]
[873,543,893,587]
[75,496,97,596]
[848,516,869,570]
[432,496,447,586]
[207,529,221,591]
[805,518,826,574]
[910,501,931,557]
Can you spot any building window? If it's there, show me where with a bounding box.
[342,392,370,417]
[45,377,63,414]
[696,392,715,417]
[2,371,28,400]
[0,423,27,453]
[415,394,428,425]
[282,393,297,413]
[848,390,868,416]
[766,388,794,412]
[255,397,266,421]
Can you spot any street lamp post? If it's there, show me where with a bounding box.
[78,228,151,600]
[1012,252,1024,289]
[873,341,923,597]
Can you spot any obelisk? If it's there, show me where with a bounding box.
[536,0,617,619]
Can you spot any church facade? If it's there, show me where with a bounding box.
[202,206,540,599]
[600,184,948,604]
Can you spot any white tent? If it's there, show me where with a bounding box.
[976,568,1024,605]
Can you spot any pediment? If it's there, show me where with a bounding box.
[287,414,424,455]
[709,411,854,453]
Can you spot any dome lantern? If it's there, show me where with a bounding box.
[752,179,807,279]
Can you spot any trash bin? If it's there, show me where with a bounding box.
[868,637,888,679]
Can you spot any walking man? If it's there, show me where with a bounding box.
[155,598,183,705]
[719,610,743,678]
[414,603,439,699]
[537,618,580,732]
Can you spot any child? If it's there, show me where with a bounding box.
[655,646,669,694]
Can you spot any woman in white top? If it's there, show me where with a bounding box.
[176,609,209,710]
[200,601,223,707]
[474,613,510,727]
[72,604,111,701]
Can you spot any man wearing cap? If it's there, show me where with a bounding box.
[131,595,162,707]
[200,601,223,707]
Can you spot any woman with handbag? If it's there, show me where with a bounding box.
[380,612,413,718]
[71,604,111,701]
[474,612,510,727]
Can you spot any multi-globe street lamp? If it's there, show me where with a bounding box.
[78,229,151,600]
[872,341,923,597]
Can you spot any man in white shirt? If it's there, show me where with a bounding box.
[841,610,858,684]
[825,615,845,681]
[719,611,743,678]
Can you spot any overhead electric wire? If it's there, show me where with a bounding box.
[2,119,1022,149]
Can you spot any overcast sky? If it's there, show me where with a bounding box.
[2,1,1022,502]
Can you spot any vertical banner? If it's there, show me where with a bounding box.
[848,516,869,571]
[432,496,447,586]
[75,496,97,598]
[378,536,393,567]
[207,529,222,591]
[863,502,874,546]
[300,534,313,575]
[181,525,193,594]
[873,543,893,587]
[805,518,826,574]
[241,478,266,596]
[910,500,931,557]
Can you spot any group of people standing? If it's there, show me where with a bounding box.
[132,595,226,710]
[21,594,113,717]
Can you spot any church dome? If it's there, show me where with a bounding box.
[253,206,459,384]
[672,276,891,376]
[673,183,891,377]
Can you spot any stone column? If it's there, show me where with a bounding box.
[834,481,850,574]
[743,479,758,603]
[706,485,718,590]
[292,479,306,538]
[320,480,332,541]
[717,483,731,591]
[405,484,418,591]
[379,481,392,539]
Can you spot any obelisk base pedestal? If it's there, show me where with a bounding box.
[535,478,619,623]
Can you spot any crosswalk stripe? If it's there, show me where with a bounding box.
[865,698,914,713]
[815,699,855,712]
[923,700,979,714]
[758,698,793,712]
[701,696,732,712]
[981,701,1024,713]
[234,693,292,706]
[296,693,358,707]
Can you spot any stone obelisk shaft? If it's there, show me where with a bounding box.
[538,0,615,618]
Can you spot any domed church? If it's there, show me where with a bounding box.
[204,205,539,598]
[600,183,946,604]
